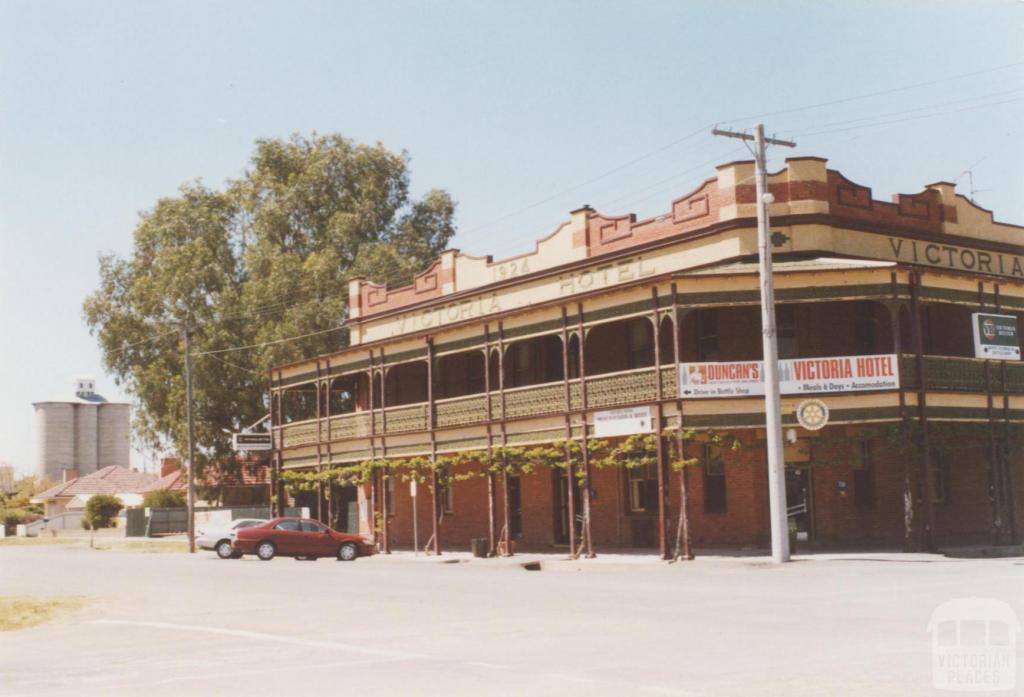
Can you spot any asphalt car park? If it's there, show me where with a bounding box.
[1,545,1021,696]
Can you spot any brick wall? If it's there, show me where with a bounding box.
[369,426,1013,552]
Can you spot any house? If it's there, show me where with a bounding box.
[142,457,271,507]
[31,465,156,528]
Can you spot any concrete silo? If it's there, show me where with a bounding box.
[33,378,131,481]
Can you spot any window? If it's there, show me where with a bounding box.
[626,456,659,513]
[300,520,326,533]
[384,473,395,516]
[509,342,533,387]
[626,319,653,369]
[273,520,301,531]
[853,441,875,509]
[697,310,720,361]
[776,305,797,359]
[854,301,878,355]
[703,445,726,514]
[928,451,949,503]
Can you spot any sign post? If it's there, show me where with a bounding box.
[972,313,1020,359]
[410,479,418,556]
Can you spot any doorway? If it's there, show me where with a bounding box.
[508,475,523,539]
[330,484,359,532]
[553,470,582,545]
[785,466,814,541]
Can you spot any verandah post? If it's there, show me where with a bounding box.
[576,303,595,558]
[651,287,669,561]
[426,337,441,555]
[560,307,578,559]
[671,283,693,561]
[483,324,497,556]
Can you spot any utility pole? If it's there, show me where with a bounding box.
[712,123,796,563]
[184,320,197,554]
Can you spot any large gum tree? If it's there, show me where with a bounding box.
[84,133,456,470]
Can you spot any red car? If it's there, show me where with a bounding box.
[232,517,374,562]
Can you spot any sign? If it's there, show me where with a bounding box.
[593,406,653,438]
[972,312,1020,360]
[678,354,899,398]
[795,399,829,431]
[232,432,272,451]
[409,479,417,497]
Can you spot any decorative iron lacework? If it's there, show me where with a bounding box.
[436,394,488,428]
[504,383,565,419]
[660,366,676,395]
[587,368,658,408]
[384,404,428,434]
[327,413,371,439]
[282,421,318,448]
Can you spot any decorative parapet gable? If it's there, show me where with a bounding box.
[347,154,1024,338]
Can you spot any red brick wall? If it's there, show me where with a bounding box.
[373,426,1010,552]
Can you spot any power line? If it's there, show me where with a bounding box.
[192,324,348,356]
[724,59,1024,124]
[794,95,1024,139]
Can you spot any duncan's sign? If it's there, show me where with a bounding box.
[678,354,899,399]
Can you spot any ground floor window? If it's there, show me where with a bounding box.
[703,444,726,514]
[627,460,658,513]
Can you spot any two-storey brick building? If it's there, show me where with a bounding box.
[269,156,1024,557]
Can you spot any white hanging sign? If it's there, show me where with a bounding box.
[593,406,653,438]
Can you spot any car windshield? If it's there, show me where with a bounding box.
[232,519,264,529]
[300,520,326,533]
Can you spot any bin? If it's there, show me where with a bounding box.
[471,537,489,558]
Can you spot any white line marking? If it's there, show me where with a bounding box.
[89,620,424,660]
[464,661,512,670]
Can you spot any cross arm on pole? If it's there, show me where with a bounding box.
[712,127,797,149]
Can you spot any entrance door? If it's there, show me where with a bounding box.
[508,475,523,539]
[785,467,813,541]
[331,485,358,532]
[553,470,582,545]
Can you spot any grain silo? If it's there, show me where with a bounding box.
[33,377,131,481]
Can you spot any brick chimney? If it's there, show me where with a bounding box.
[62,468,78,483]
[160,458,180,477]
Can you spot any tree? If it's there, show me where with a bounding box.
[141,490,186,508]
[84,133,456,469]
[82,494,124,530]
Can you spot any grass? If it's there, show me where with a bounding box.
[0,596,90,632]
[0,537,79,546]
[119,541,189,553]
[0,537,188,553]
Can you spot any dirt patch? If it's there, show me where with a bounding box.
[0,596,90,632]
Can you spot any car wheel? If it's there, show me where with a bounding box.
[215,540,235,559]
[337,542,358,561]
[256,541,276,561]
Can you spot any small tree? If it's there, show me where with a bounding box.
[82,494,123,530]
[141,489,186,508]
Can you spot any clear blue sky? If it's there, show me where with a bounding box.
[1,1,1022,475]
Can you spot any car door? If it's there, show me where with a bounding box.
[300,520,332,556]
[270,519,303,555]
